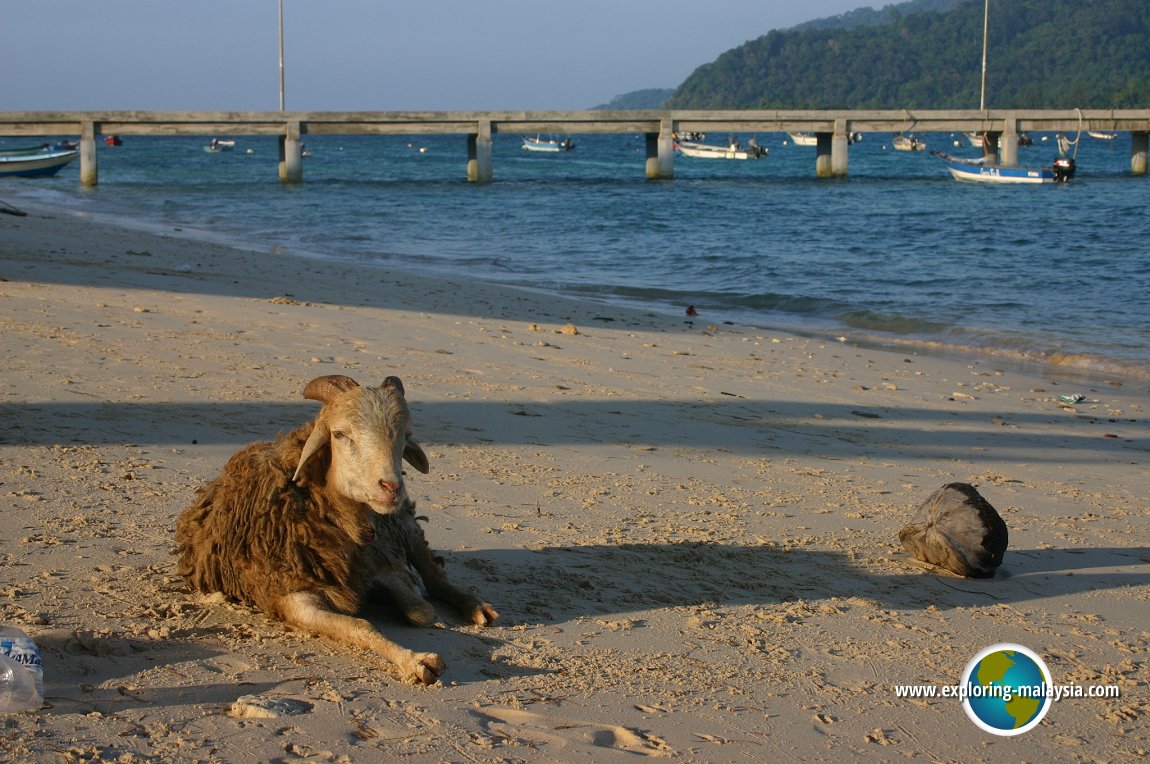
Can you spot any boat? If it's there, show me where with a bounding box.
[204,138,237,153]
[892,133,926,151]
[932,151,1075,184]
[0,142,56,156]
[105,135,123,147]
[963,131,985,147]
[677,137,766,160]
[787,131,860,146]
[0,147,80,178]
[937,1,1077,184]
[522,136,573,153]
[1088,131,1118,141]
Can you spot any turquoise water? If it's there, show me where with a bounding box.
[4,131,1149,379]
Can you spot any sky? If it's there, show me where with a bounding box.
[4,1,873,112]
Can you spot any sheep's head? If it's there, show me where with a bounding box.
[292,375,430,513]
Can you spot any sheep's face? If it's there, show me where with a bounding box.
[293,376,430,514]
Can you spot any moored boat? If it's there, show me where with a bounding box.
[204,138,237,153]
[677,137,766,160]
[787,132,818,147]
[931,151,1075,184]
[0,147,80,178]
[892,133,926,151]
[940,2,1076,184]
[522,136,573,153]
[1,142,55,156]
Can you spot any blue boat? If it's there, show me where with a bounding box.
[932,151,1075,184]
[0,147,80,178]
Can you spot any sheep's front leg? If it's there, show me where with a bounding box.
[406,543,499,626]
[374,570,436,627]
[279,592,445,684]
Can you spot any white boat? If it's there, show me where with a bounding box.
[892,133,926,151]
[0,147,79,178]
[522,136,573,153]
[1088,131,1118,141]
[204,138,237,153]
[787,132,818,147]
[677,138,766,160]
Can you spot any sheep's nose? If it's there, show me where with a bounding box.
[378,479,401,494]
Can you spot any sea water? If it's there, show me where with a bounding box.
[3,131,1148,380]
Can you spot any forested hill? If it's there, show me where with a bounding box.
[667,0,1150,109]
[792,0,964,32]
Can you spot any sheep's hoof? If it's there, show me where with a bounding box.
[406,651,446,684]
[471,602,499,627]
[403,601,436,627]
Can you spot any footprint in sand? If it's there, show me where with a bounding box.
[470,706,671,756]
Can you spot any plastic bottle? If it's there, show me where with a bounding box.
[0,626,43,713]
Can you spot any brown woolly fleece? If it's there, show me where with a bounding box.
[174,422,374,618]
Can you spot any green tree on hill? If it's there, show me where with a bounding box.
[667,0,1150,109]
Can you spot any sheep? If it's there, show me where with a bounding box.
[174,374,498,684]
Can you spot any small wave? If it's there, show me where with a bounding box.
[838,309,953,335]
[821,330,1150,382]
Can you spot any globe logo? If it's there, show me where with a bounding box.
[961,643,1053,735]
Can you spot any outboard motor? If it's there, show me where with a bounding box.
[1052,157,1076,183]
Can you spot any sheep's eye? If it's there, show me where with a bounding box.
[332,430,346,440]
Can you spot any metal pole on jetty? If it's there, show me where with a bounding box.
[979,0,989,112]
[975,0,1019,166]
[277,0,303,183]
[278,0,285,112]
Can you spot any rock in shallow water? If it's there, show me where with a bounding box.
[899,482,1008,578]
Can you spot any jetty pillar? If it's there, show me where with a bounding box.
[645,118,674,179]
[1132,131,1148,175]
[814,134,832,177]
[79,121,98,187]
[816,125,850,177]
[1000,116,1019,167]
[831,119,850,177]
[278,121,303,184]
[467,120,493,183]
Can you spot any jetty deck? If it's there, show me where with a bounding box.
[3,109,1148,184]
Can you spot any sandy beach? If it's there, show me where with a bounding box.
[1,202,1147,762]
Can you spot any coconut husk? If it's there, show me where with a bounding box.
[898,482,1008,578]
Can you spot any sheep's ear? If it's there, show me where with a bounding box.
[404,437,430,474]
[293,421,330,483]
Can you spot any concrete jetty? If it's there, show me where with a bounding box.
[2,109,1147,184]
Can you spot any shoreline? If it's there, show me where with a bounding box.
[7,185,1149,388]
[2,205,1148,760]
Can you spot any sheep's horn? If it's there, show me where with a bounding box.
[381,376,405,396]
[303,375,360,404]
